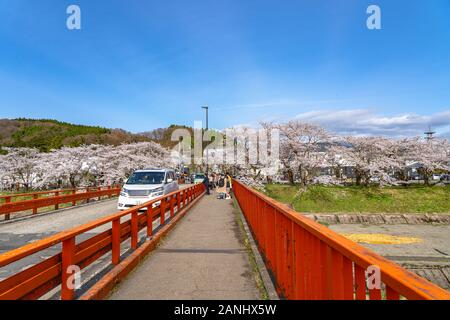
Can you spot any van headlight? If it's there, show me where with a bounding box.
[120,188,129,197]
[151,187,164,197]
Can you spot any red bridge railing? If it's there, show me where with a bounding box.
[233,180,450,300]
[0,183,205,300]
[0,186,121,221]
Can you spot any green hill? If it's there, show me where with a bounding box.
[0,118,221,153]
[0,118,151,152]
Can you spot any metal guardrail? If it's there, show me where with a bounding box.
[0,183,205,300]
[233,180,450,300]
[0,186,121,220]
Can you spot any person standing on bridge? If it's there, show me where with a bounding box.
[225,173,232,199]
[203,174,210,195]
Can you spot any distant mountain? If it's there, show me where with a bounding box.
[0,118,151,152]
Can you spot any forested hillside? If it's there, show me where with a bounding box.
[0,118,151,152]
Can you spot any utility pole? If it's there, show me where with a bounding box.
[202,106,209,176]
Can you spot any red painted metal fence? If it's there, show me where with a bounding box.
[0,186,121,220]
[0,183,205,300]
[233,180,450,300]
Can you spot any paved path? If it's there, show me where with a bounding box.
[329,223,450,289]
[109,192,261,300]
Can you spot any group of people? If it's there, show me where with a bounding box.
[202,172,232,199]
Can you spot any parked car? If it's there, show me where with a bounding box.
[193,173,206,184]
[117,168,179,210]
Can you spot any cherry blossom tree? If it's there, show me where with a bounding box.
[409,137,450,185]
[0,148,42,190]
[0,153,15,190]
[333,136,400,186]
[99,142,173,184]
[0,142,173,190]
[276,120,330,187]
[0,125,448,192]
[38,145,101,188]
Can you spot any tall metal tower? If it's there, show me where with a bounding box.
[424,126,435,141]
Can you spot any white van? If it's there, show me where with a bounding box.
[117,169,179,210]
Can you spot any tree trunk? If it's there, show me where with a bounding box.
[418,168,430,186]
[355,173,362,186]
[287,169,294,185]
[69,176,77,188]
[423,174,430,186]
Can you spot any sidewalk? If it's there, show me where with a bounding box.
[109,191,261,299]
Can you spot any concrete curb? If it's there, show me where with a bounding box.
[231,194,279,300]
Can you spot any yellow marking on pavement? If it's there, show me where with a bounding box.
[341,233,422,245]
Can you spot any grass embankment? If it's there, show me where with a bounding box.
[264,184,450,214]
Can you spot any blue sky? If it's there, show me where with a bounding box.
[0,0,449,137]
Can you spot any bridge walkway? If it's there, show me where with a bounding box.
[109,191,261,299]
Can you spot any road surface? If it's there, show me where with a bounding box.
[0,184,191,298]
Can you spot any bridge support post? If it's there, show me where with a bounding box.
[112,218,121,265]
[146,206,153,237]
[131,211,138,249]
[170,197,174,218]
[354,264,366,300]
[61,237,76,300]
[160,199,166,225]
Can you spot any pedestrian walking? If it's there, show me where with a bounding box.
[203,175,210,195]
[216,174,227,199]
[225,173,232,199]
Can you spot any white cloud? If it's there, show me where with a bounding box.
[294,109,450,138]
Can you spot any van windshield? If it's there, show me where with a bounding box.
[126,172,165,185]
